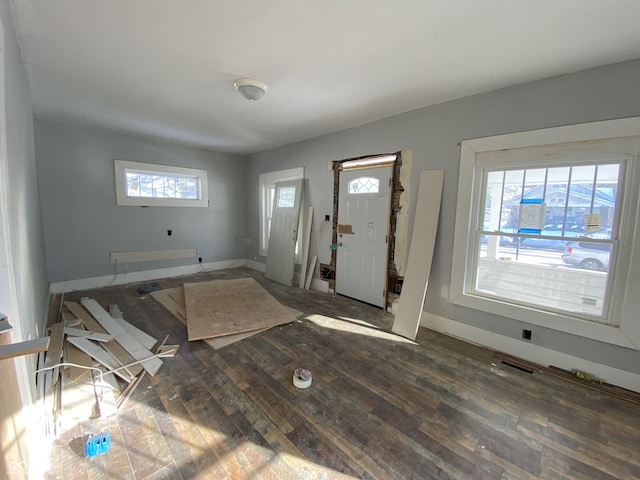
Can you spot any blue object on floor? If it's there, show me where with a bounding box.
[85,432,110,457]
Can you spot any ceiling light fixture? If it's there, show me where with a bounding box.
[234,78,268,101]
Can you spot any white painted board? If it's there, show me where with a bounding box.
[66,337,132,383]
[109,304,157,350]
[110,248,197,264]
[64,327,114,342]
[305,255,317,290]
[299,206,314,288]
[81,298,162,375]
[391,170,444,340]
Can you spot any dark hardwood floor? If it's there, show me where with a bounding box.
[45,267,640,479]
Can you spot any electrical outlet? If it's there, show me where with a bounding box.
[325,214,330,221]
[198,257,203,263]
[522,329,532,340]
[167,229,172,236]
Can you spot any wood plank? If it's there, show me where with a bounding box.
[184,277,298,340]
[151,288,187,324]
[66,337,132,383]
[95,375,118,417]
[204,328,270,350]
[392,170,444,340]
[60,376,98,425]
[80,298,163,376]
[117,335,170,411]
[47,293,63,328]
[0,337,50,360]
[168,288,185,307]
[109,304,157,350]
[44,322,65,369]
[65,301,143,377]
[63,342,92,383]
[157,345,180,357]
[304,254,317,290]
[61,311,82,327]
[64,327,114,342]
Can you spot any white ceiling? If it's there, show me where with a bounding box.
[11,1,640,155]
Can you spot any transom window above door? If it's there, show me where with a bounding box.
[348,177,379,194]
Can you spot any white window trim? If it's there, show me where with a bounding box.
[259,167,304,257]
[450,117,640,350]
[115,159,208,207]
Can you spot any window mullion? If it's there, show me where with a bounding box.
[589,165,598,215]
[561,167,574,237]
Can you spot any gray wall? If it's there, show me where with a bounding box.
[245,59,640,374]
[0,1,48,351]
[35,121,246,282]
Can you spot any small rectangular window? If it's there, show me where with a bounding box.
[115,160,208,207]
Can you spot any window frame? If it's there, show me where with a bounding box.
[115,159,208,207]
[259,167,304,257]
[450,118,640,349]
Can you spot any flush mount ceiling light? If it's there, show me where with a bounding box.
[234,78,268,101]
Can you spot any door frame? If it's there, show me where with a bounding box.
[329,152,408,309]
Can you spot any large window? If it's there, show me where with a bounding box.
[115,160,208,207]
[259,167,304,256]
[476,162,622,320]
[451,118,640,348]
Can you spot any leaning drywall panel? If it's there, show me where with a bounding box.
[392,170,444,340]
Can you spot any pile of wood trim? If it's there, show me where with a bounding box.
[37,297,177,436]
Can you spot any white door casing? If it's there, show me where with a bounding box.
[336,166,391,307]
[265,179,304,286]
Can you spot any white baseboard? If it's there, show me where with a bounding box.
[421,312,640,393]
[311,278,329,293]
[244,259,266,273]
[49,258,246,293]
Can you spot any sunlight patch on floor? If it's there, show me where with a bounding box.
[273,451,360,479]
[306,314,418,345]
[337,316,380,329]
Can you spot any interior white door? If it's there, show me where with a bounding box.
[336,166,391,307]
[265,179,304,286]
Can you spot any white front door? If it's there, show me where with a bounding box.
[265,179,304,286]
[336,166,391,307]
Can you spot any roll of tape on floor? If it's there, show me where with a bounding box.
[293,368,312,389]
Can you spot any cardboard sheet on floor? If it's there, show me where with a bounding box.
[151,284,302,348]
[151,287,270,349]
[185,278,298,340]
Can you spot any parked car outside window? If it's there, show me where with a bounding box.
[561,233,611,271]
